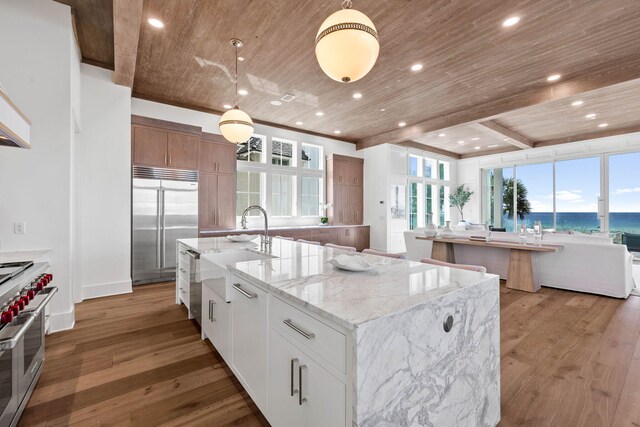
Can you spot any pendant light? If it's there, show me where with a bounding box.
[219,39,254,144]
[315,0,379,83]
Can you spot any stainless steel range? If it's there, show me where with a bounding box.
[0,261,57,426]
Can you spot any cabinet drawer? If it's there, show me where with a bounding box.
[271,296,346,373]
[178,277,189,304]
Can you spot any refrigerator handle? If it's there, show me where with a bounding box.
[156,189,162,269]
[160,188,166,268]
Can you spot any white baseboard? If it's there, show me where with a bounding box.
[48,308,75,333]
[82,279,132,301]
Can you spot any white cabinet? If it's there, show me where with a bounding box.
[231,277,268,413]
[176,243,190,308]
[202,284,231,363]
[269,328,346,427]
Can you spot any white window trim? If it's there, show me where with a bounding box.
[406,155,451,229]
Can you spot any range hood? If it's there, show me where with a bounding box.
[0,85,31,149]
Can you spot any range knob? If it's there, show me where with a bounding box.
[1,311,13,324]
[36,280,44,291]
[20,296,29,306]
[27,290,35,300]
[9,305,19,316]
[45,274,53,283]
[15,300,24,311]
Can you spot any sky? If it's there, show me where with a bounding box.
[501,152,640,213]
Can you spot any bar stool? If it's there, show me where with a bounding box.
[362,248,404,259]
[420,258,486,273]
[325,243,356,252]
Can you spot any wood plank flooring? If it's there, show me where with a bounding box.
[20,281,640,426]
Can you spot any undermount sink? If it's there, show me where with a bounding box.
[200,249,276,302]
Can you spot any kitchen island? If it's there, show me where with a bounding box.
[177,237,500,427]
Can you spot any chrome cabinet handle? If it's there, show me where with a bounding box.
[290,358,299,396]
[232,283,257,299]
[283,319,315,339]
[168,154,172,165]
[179,268,186,273]
[164,153,168,165]
[208,300,213,321]
[299,365,307,405]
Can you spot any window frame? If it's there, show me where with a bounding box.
[405,154,452,229]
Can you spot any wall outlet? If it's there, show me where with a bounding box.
[14,222,26,234]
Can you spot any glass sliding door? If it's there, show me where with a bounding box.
[609,152,640,249]
[515,162,554,230]
[555,157,601,232]
[482,167,515,231]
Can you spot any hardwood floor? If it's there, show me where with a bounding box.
[20,282,269,426]
[20,281,640,426]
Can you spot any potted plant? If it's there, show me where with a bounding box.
[319,202,333,225]
[449,184,473,223]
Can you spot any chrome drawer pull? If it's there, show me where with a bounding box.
[299,365,307,405]
[283,319,315,339]
[232,283,257,299]
[290,358,299,396]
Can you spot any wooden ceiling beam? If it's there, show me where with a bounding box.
[459,146,520,159]
[469,120,534,149]
[534,124,640,148]
[356,60,640,150]
[112,0,143,88]
[396,141,461,159]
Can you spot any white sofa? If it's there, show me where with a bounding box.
[404,230,637,298]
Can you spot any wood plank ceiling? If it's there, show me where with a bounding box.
[59,0,640,158]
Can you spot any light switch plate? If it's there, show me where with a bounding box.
[14,222,26,234]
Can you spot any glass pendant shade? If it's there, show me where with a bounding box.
[315,8,379,83]
[219,108,254,144]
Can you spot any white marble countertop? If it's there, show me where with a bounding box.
[199,224,370,234]
[181,237,496,330]
[178,237,261,254]
[0,249,52,264]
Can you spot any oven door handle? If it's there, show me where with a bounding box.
[0,314,35,351]
[29,286,58,317]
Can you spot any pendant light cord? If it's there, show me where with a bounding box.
[234,43,239,109]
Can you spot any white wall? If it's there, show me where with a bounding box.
[0,0,78,331]
[457,132,640,224]
[79,64,132,299]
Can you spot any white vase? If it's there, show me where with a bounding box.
[424,214,438,237]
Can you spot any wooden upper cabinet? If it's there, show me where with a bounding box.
[333,160,347,185]
[346,162,363,186]
[200,133,237,175]
[167,133,199,170]
[216,174,236,228]
[132,125,168,167]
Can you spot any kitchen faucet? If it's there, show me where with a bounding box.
[241,205,272,253]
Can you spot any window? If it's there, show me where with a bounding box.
[236,135,265,163]
[516,162,554,230]
[609,152,640,237]
[439,185,450,226]
[301,176,322,216]
[555,157,600,232]
[271,174,295,216]
[237,171,264,216]
[409,182,419,230]
[409,155,420,177]
[425,184,435,225]
[302,143,323,170]
[272,139,295,166]
[424,158,436,179]
[439,161,450,181]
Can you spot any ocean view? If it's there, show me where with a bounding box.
[501,212,640,234]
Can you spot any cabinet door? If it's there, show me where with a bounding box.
[198,173,215,230]
[338,228,356,248]
[302,351,346,427]
[333,160,347,185]
[333,185,350,225]
[167,133,199,170]
[133,126,168,167]
[216,142,237,175]
[268,330,305,427]
[346,162,363,186]
[211,291,231,363]
[347,185,363,225]
[199,140,219,173]
[231,279,268,412]
[356,228,370,252]
[201,286,215,340]
[216,174,236,229]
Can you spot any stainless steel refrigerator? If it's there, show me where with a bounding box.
[132,166,199,285]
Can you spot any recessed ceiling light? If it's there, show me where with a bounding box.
[546,74,561,82]
[458,140,465,144]
[502,16,520,27]
[438,133,446,137]
[353,92,363,99]
[380,108,386,112]
[398,122,407,127]
[471,137,480,141]
[270,100,282,106]
[147,18,165,28]
[571,100,584,106]
[334,130,341,134]
[296,121,303,125]
[410,63,423,72]
[488,144,500,148]
[316,111,324,116]
[238,89,248,96]
[474,146,481,150]
[598,123,609,128]
[503,138,510,141]
[223,104,232,109]
[238,56,245,62]
[585,113,596,119]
